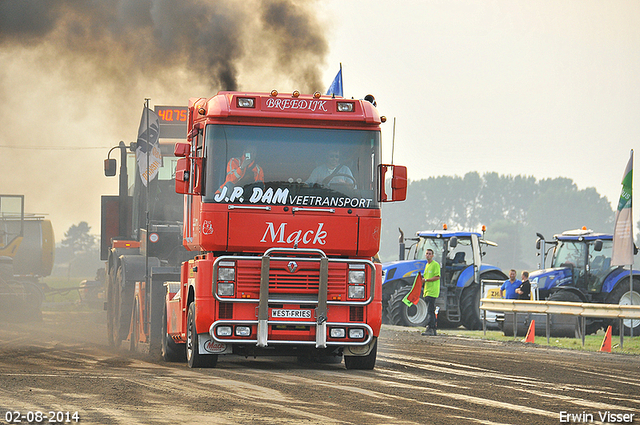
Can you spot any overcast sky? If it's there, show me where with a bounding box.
[321,0,640,230]
[1,0,639,243]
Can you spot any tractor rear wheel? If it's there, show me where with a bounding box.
[607,279,640,336]
[548,290,582,337]
[387,286,429,327]
[460,271,507,330]
[460,283,482,330]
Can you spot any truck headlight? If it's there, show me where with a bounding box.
[218,267,235,281]
[217,282,234,296]
[235,326,251,337]
[349,328,365,339]
[330,328,346,338]
[216,326,232,337]
[348,270,365,284]
[348,285,365,299]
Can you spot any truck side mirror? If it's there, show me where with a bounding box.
[449,236,457,249]
[175,157,203,195]
[175,158,190,194]
[379,164,407,202]
[174,142,190,158]
[104,158,117,177]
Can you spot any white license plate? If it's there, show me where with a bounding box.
[271,309,312,319]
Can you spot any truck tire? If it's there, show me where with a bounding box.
[607,279,640,336]
[186,303,218,368]
[130,298,139,352]
[114,266,134,348]
[548,290,582,338]
[162,304,185,362]
[387,286,428,327]
[106,266,117,347]
[344,339,377,370]
[460,283,482,330]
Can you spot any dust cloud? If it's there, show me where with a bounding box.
[0,0,329,242]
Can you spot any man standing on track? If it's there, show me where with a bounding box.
[421,248,441,336]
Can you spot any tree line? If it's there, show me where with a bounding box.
[380,172,618,271]
[57,172,631,277]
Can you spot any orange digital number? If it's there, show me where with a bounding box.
[157,107,187,122]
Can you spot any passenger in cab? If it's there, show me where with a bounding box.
[217,145,264,194]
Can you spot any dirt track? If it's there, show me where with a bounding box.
[0,310,638,425]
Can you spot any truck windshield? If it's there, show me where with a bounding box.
[203,124,380,209]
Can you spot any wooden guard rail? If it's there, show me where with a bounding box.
[480,298,640,348]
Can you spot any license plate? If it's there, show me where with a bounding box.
[271,309,312,319]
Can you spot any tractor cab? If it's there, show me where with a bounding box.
[531,229,617,301]
[382,227,505,330]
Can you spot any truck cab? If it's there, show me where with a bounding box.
[166,91,406,369]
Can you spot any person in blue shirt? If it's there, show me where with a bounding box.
[500,269,521,300]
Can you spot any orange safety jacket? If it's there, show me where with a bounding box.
[222,157,264,188]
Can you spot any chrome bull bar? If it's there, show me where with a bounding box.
[212,247,375,349]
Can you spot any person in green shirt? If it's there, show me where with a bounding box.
[421,248,441,336]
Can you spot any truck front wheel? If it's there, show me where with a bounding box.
[344,339,377,370]
[186,303,218,368]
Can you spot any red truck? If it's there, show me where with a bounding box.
[127,90,406,369]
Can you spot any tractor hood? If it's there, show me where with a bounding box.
[529,267,572,291]
[381,259,426,285]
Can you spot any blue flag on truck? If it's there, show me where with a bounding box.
[135,106,161,187]
[326,65,343,97]
[612,150,634,266]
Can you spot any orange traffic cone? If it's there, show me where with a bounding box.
[600,326,612,352]
[524,320,535,343]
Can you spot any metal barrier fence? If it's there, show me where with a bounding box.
[480,298,640,348]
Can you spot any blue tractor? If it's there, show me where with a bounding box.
[530,228,640,335]
[382,228,507,330]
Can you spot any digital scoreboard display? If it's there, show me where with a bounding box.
[154,105,188,139]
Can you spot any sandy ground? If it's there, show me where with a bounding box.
[0,310,638,424]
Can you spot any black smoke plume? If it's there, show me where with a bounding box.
[0,0,328,92]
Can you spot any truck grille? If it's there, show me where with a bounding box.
[235,259,346,294]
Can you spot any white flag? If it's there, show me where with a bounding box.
[135,107,161,187]
[611,150,633,266]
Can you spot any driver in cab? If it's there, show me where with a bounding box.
[306,148,355,188]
